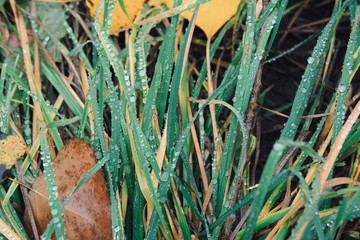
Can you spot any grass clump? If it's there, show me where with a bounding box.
[0,0,360,239]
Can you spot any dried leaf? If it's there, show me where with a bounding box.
[86,0,145,33]
[164,0,241,38]
[7,30,34,48]
[0,132,28,170]
[0,15,10,44]
[25,139,111,239]
[255,0,263,19]
[148,0,164,7]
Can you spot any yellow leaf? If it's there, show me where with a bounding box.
[0,132,28,169]
[164,0,241,38]
[148,0,165,7]
[86,0,145,34]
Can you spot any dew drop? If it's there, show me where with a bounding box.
[338,84,346,93]
[160,171,169,182]
[95,151,103,159]
[307,57,314,64]
[273,142,285,151]
[51,209,59,215]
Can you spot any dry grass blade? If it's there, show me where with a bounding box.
[0,1,358,239]
[9,0,43,143]
[267,100,360,239]
[0,218,21,240]
[320,100,360,190]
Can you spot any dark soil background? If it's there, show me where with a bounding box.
[260,1,360,235]
[185,0,359,182]
[258,0,359,174]
[258,1,360,235]
[183,0,360,236]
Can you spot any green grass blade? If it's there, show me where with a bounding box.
[39,130,66,239]
[243,2,347,238]
[333,5,359,141]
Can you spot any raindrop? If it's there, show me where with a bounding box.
[51,209,59,215]
[273,142,284,151]
[307,57,314,64]
[160,171,169,182]
[24,128,31,136]
[139,70,146,77]
[338,84,346,93]
[95,151,103,159]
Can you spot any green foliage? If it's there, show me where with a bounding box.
[36,2,68,62]
[0,0,359,239]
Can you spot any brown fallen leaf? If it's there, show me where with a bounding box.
[24,139,111,239]
[7,30,34,48]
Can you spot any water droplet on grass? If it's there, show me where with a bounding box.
[307,57,314,64]
[274,142,285,151]
[160,171,169,182]
[95,151,102,159]
[51,209,59,215]
[339,84,346,92]
[53,217,60,223]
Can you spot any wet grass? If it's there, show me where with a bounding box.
[0,0,360,239]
